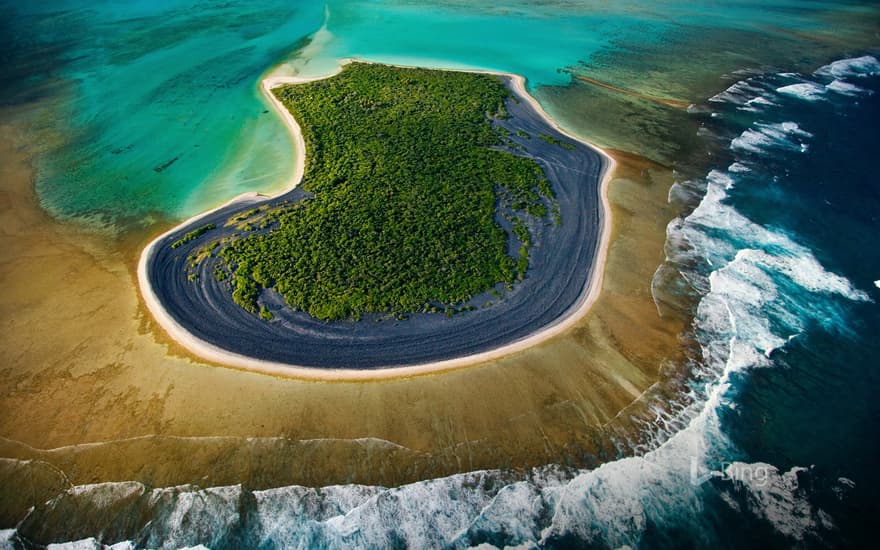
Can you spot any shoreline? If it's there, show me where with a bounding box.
[137,60,618,381]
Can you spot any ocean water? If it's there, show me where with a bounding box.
[2,0,880,547]
[2,1,326,228]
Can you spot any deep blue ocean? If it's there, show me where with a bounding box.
[1,1,879,548]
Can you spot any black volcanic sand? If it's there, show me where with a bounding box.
[146,75,607,369]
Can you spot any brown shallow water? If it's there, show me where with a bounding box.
[0,104,684,522]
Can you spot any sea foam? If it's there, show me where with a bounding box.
[730,122,811,155]
[776,82,827,101]
[709,79,766,105]
[45,541,136,550]
[723,463,835,541]
[826,79,868,96]
[776,57,879,102]
[815,55,880,79]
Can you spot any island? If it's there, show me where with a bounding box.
[138,62,614,376]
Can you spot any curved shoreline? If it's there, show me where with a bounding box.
[137,60,617,380]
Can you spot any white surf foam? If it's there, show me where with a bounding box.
[723,463,836,541]
[0,530,17,550]
[738,95,778,112]
[747,96,776,107]
[44,541,134,550]
[45,539,104,550]
[748,250,870,302]
[826,79,868,96]
[815,55,880,79]
[65,482,146,511]
[728,162,751,173]
[140,485,243,549]
[776,82,826,101]
[710,79,765,105]
[773,57,879,103]
[730,122,811,155]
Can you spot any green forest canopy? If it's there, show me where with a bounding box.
[216,63,556,321]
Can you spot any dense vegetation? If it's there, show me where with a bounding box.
[171,224,215,249]
[538,133,576,150]
[218,63,556,321]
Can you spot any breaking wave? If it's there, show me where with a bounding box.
[710,54,879,112]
